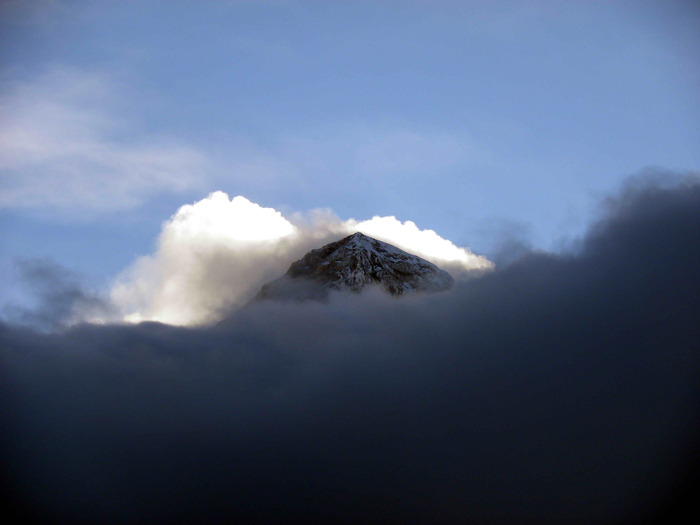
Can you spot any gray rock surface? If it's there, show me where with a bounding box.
[255,232,454,301]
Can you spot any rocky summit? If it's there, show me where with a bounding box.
[255,232,454,302]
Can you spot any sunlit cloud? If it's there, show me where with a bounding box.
[109,193,298,325]
[350,215,493,277]
[99,192,491,326]
[165,192,297,243]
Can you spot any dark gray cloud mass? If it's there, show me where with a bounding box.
[3,258,111,332]
[2,178,700,524]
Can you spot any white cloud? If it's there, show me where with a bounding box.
[165,192,296,243]
[350,215,493,277]
[96,192,492,326]
[109,193,299,325]
[0,66,207,215]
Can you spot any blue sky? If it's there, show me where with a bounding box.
[1,0,699,314]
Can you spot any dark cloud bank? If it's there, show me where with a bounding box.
[2,178,699,524]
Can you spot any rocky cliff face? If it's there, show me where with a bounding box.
[255,232,454,301]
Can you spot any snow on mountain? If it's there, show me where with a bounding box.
[254,232,454,302]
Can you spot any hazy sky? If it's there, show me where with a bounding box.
[1,0,699,314]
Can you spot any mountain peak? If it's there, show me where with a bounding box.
[254,232,454,302]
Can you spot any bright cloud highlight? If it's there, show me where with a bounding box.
[109,194,299,325]
[101,192,492,326]
[351,215,493,277]
[165,192,296,243]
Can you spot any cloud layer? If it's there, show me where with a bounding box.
[2,177,699,524]
[105,192,492,325]
[0,66,207,214]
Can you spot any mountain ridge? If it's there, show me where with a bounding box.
[254,232,454,302]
